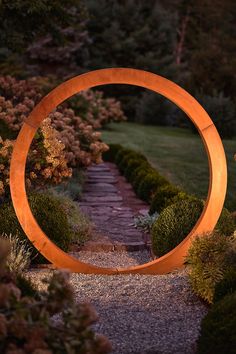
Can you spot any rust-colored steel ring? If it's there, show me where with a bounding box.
[10,68,227,274]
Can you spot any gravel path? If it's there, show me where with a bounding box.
[28,251,207,354]
[71,250,152,268]
[27,163,207,353]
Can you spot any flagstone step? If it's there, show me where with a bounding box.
[75,162,151,253]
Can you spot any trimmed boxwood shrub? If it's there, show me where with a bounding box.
[105,144,190,214]
[102,143,123,162]
[132,166,155,191]
[115,148,133,165]
[137,172,169,202]
[149,187,199,214]
[0,192,73,264]
[118,151,147,174]
[197,293,236,354]
[149,184,181,214]
[124,158,150,181]
[151,199,204,257]
[213,268,236,303]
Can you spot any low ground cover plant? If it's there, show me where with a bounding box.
[134,212,159,233]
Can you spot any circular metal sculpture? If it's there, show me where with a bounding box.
[10,68,227,274]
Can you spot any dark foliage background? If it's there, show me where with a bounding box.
[0,0,235,138]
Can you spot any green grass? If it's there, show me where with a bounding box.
[102,122,236,211]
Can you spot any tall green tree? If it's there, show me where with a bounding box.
[0,0,85,52]
[182,0,236,97]
[0,0,87,77]
[85,0,182,118]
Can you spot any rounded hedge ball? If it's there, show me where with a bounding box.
[151,199,204,257]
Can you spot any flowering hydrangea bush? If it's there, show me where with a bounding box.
[0,75,42,103]
[69,89,126,129]
[0,95,35,133]
[50,107,109,166]
[0,75,125,195]
[0,118,72,196]
[0,75,126,130]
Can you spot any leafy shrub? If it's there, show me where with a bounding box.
[68,89,126,129]
[49,192,94,245]
[115,148,134,165]
[195,91,236,138]
[49,167,86,200]
[103,144,123,162]
[151,199,204,257]
[149,184,181,214]
[15,273,38,299]
[231,212,236,228]
[104,145,183,211]
[213,268,236,303]
[135,90,176,125]
[197,293,236,354]
[215,207,235,236]
[86,0,179,118]
[0,193,73,264]
[0,239,112,354]
[0,76,115,177]
[0,121,72,197]
[124,158,149,181]
[50,107,109,167]
[0,119,16,139]
[0,233,32,272]
[186,232,236,303]
[131,166,155,192]
[137,172,169,202]
[117,151,147,174]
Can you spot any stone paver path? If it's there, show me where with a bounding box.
[78,162,151,252]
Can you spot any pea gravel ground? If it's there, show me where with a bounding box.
[28,251,208,354]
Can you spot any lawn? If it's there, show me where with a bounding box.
[102,122,236,211]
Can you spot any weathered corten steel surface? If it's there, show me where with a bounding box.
[10,68,227,274]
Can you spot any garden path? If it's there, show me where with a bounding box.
[78,162,151,252]
[30,166,207,354]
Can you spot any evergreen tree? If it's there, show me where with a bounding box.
[183,0,236,97]
[85,0,182,118]
[0,0,87,77]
